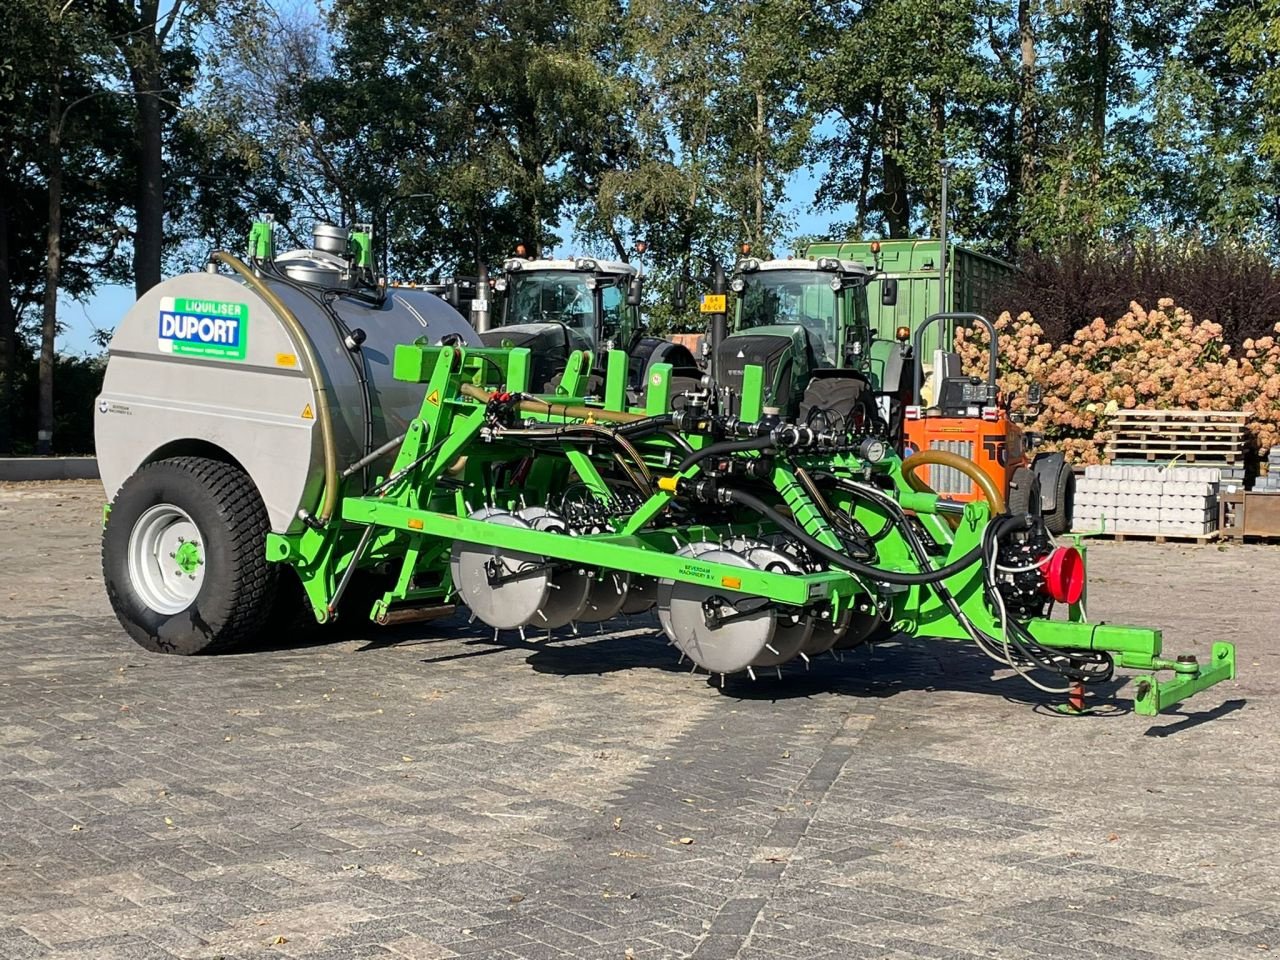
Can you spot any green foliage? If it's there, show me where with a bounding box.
[8,0,1280,452]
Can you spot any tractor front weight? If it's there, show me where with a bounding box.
[264,343,1235,715]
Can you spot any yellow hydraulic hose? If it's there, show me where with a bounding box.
[212,251,340,524]
[901,448,1006,514]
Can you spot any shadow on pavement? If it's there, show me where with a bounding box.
[1143,697,1246,737]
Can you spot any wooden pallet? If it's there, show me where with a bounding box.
[1073,529,1220,544]
[1109,409,1247,422]
[1107,408,1247,466]
[1105,447,1245,464]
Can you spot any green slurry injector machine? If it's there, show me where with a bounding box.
[93,221,1234,716]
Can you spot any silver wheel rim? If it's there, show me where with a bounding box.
[127,504,206,615]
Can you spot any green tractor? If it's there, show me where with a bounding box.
[712,253,914,437]
[480,253,701,398]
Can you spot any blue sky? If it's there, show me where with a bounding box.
[60,164,851,354]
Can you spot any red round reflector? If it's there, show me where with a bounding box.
[1040,546,1084,605]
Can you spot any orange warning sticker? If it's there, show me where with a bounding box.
[301,404,314,420]
[721,576,742,589]
[275,353,298,368]
[426,390,440,406]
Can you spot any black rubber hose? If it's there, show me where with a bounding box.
[676,435,776,473]
[613,415,695,454]
[722,487,1025,586]
[614,413,673,437]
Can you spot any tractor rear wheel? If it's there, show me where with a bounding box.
[1043,461,1075,534]
[798,377,877,432]
[102,456,277,655]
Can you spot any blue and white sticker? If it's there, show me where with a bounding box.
[158,296,248,361]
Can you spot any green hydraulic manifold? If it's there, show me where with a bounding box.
[265,341,1236,717]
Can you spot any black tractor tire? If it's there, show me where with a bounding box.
[1005,465,1041,519]
[798,376,878,432]
[102,456,278,655]
[1043,462,1075,535]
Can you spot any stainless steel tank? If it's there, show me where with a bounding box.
[95,244,480,534]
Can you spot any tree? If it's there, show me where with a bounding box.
[102,0,213,296]
[807,0,1006,244]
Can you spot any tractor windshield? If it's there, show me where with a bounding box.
[505,270,598,341]
[737,269,840,365]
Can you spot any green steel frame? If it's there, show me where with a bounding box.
[264,343,1236,716]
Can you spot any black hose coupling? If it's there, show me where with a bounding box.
[656,475,722,503]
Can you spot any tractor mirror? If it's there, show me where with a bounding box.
[673,278,687,311]
[1027,383,1042,404]
[880,278,898,307]
[627,276,643,306]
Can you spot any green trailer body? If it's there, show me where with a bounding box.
[802,239,1014,356]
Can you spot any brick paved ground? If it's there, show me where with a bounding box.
[1,480,1277,960]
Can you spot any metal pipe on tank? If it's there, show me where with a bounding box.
[210,251,341,524]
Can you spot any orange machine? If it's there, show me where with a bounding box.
[901,313,1073,532]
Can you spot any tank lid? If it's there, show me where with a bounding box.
[276,248,346,286]
[313,223,350,256]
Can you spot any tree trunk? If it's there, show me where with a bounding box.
[855,97,881,235]
[40,83,62,456]
[753,88,765,249]
[882,97,909,238]
[1016,0,1037,250]
[0,186,14,454]
[118,0,166,298]
[1090,0,1110,157]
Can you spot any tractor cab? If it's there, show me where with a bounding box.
[483,254,698,397]
[716,256,893,431]
[483,256,636,390]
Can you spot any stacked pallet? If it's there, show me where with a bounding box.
[1106,409,1246,483]
[1254,448,1280,492]
[1073,465,1220,538]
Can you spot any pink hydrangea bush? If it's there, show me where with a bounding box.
[953,299,1280,464]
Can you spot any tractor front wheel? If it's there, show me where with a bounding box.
[102,456,277,655]
[1044,462,1075,534]
[1005,466,1042,519]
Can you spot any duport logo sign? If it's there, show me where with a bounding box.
[158,297,249,361]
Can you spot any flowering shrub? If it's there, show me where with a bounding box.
[953,299,1280,464]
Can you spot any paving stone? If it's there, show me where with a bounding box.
[0,486,1273,959]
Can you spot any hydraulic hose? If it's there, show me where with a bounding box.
[212,251,340,524]
[259,259,376,480]
[613,415,695,454]
[497,421,655,495]
[901,448,1006,513]
[675,435,776,474]
[721,487,1022,586]
[460,383,647,424]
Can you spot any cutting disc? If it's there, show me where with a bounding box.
[518,507,593,629]
[657,541,719,639]
[659,548,776,674]
[742,545,812,666]
[450,508,549,630]
[579,569,631,622]
[620,576,657,614]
